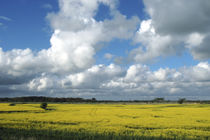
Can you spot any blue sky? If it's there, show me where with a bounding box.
[0,0,56,50]
[0,0,210,100]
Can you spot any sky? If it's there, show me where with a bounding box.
[0,0,210,100]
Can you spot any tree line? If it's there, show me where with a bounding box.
[0,96,210,104]
[0,96,96,103]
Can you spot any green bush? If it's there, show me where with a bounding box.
[178,98,186,104]
[9,103,16,106]
[40,102,48,110]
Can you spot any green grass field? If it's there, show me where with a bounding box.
[0,103,210,140]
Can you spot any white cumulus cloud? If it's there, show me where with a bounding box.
[131,0,210,62]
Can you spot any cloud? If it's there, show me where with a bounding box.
[22,62,210,100]
[1,46,210,99]
[0,16,11,29]
[188,34,210,60]
[0,0,139,97]
[104,53,114,60]
[128,0,210,63]
[0,0,139,75]
[101,12,139,41]
[61,64,124,89]
[45,0,139,73]
[42,4,53,10]
[143,0,210,35]
[0,0,210,100]
[0,16,11,21]
[101,62,210,98]
[130,19,183,63]
[28,75,57,92]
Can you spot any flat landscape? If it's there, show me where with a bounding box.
[0,103,210,140]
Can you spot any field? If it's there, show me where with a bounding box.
[0,103,210,140]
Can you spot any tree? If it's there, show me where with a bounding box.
[9,103,16,106]
[178,98,186,104]
[92,98,96,102]
[153,98,165,103]
[40,102,48,110]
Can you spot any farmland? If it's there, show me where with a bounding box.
[0,103,210,140]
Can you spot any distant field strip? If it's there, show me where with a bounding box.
[0,103,210,140]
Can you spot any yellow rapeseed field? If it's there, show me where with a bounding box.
[0,103,210,139]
